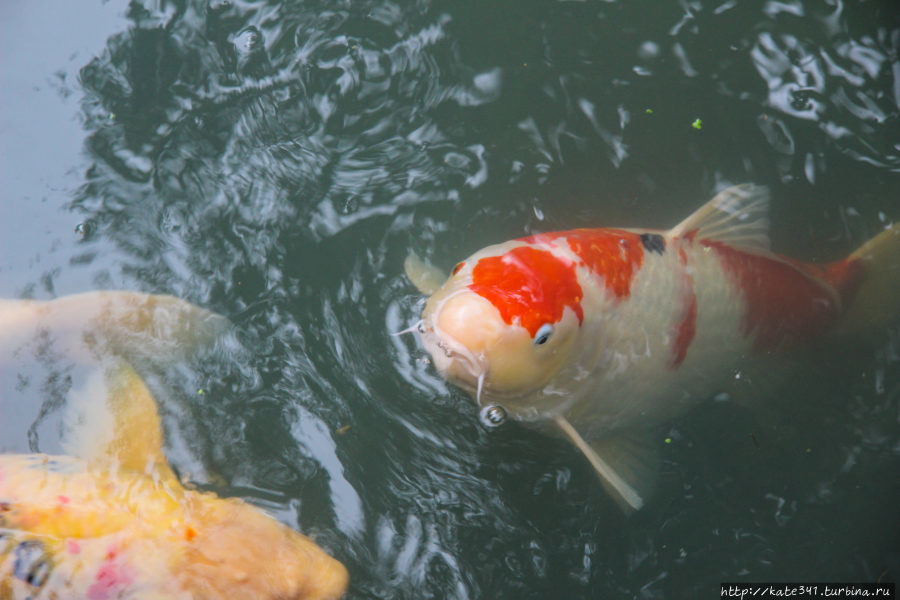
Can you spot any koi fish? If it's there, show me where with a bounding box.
[0,291,348,599]
[404,185,900,511]
[0,290,231,366]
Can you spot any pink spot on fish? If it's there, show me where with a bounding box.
[67,540,81,554]
[87,553,135,600]
[57,495,70,504]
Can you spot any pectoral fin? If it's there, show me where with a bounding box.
[403,253,447,295]
[64,360,177,484]
[554,416,658,513]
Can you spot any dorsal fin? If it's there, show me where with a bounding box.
[64,360,178,484]
[669,184,771,251]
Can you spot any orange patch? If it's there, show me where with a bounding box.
[526,229,645,299]
[670,240,696,369]
[670,290,696,368]
[704,241,842,351]
[470,246,583,336]
[565,229,644,299]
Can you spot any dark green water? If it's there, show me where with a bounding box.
[2,0,899,597]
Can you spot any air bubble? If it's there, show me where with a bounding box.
[234,27,263,55]
[479,404,507,428]
[637,41,660,60]
[74,222,94,238]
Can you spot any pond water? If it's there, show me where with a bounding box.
[1,0,898,597]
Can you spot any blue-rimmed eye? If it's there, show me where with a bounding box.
[534,323,553,345]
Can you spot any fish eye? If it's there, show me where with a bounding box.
[451,261,466,275]
[533,323,553,345]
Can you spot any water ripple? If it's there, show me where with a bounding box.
[48,0,900,597]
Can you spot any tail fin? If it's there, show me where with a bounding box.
[1,291,230,366]
[832,226,900,335]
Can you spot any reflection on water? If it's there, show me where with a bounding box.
[3,0,899,597]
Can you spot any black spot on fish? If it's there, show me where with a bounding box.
[13,540,52,587]
[640,233,666,254]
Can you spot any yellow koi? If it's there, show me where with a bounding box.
[1,292,348,599]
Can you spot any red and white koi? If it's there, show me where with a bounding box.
[404,185,900,510]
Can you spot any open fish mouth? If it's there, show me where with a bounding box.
[420,322,486,397]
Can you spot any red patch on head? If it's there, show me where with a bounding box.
[526,229,645,300]
[470,246,583,336]
[704,241,844,351]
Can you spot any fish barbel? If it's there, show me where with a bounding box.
[0,291,348,599]
[404,185,900,511]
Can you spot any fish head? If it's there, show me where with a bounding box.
[179,496,348,599]
[419,243,584,406]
